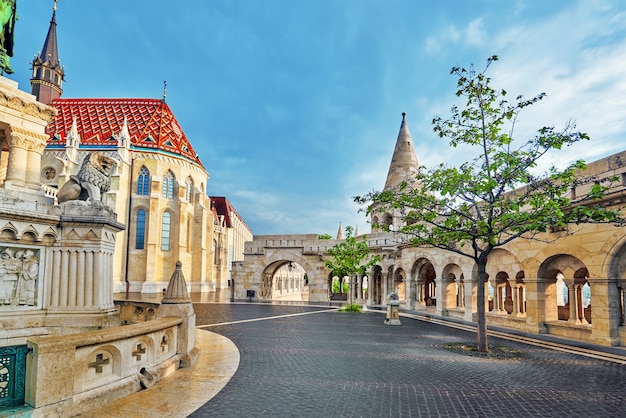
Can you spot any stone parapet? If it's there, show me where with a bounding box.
[26,317,182,416]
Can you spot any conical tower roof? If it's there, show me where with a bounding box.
[38,3,61,69]
[336,222,345,240]
[383,112,420,191]
[31,0,64,104]
[162,261,192,304]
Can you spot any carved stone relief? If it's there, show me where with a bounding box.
[0,246,42,307]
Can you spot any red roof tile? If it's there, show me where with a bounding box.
[46,98,203,167]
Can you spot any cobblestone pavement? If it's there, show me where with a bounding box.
[190,304,626,418]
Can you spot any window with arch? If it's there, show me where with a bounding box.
[161,211,171,250]
[185,177,194,202]
[135,209,146,249]
[137,167,150,196]
[162,171,175,199]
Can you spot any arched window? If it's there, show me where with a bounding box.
[161,212,171,250]
[185,177,194,202]
[137,166,150,196]
[162,171,175,199]
[135,209,146,249]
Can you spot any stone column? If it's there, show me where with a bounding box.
[25,132,48,189]
[382,273,389,304]
[565,281,576,323]
[512,284,520,316]
[588,277,621,346]
[4,129,28,188]
[520,277,547,333]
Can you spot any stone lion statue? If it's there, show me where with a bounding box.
[57,152,117,205]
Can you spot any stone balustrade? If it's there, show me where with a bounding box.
[25,317,183,416]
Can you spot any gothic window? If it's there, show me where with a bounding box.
[161,212,171,251]
[162,171,175,199]
[138,167,150,196]
[185,177,194,202]
[136,209,146,249]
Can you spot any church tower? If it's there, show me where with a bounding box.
[30,0,64,105]
[372,112,421,232]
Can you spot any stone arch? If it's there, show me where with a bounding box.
[259,255,315,302]
[607,237,626,326]
[80,345,123,392]
[393,267,405,301]
[130,337,156,369]
[370,265,384,305]
[411,258,436,307]
[441,263,463,309]
[537,254,589,324]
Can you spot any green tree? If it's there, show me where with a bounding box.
[325,226,380,304]
[357,56,623,352]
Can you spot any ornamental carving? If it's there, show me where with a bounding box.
[0,90,57,122]
[0,246,41,307]
[7,126,48,151]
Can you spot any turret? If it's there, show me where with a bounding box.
[30,0,64,105]
[371,112,421,232]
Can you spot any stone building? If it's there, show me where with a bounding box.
[29,5,247,295]
[210,196,253,289]
[233,113,626,347]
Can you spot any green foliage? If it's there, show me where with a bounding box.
[318,234,333,240]
[339,304,362,313]
[356,56,624,351]
[325,226,381,279]
[331,279,349,293]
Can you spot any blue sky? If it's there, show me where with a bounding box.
[12,0,626,236]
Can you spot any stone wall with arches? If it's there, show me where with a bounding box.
[235,219,626,347]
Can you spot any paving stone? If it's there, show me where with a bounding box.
[190,304,626,417]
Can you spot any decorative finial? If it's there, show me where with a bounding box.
[54,0,58,12]
[402,112,406,120]
[162,80,167,101]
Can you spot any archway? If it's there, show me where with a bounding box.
[260,260,309,302]
[538,254,589,325]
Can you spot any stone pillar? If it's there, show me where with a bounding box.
[512,284,520,316]
[25,133,48,189]
[463,276,476,322]
[523,277,548,334]
[4,129,28,188]
[382,273,389,304]
[45,202,125,331]
[403,275,411,308]
[588,277,621,346]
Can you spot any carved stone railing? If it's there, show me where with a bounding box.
[26,317,182,416]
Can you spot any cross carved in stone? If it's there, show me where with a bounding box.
[88,353,110,373]
[132,343,146,361]
[160,335,169,352]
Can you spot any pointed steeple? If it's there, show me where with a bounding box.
[66,115,80,148]
[118,116,130,148]
[383,112,420,191]
[336,222,345,240]
[31,0,64,105]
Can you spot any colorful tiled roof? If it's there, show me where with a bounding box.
[46,98,203,167]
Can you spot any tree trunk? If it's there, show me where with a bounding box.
[476,259,489,352]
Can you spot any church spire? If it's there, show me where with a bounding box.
[30,0,64,105]
[383,112,420,191]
